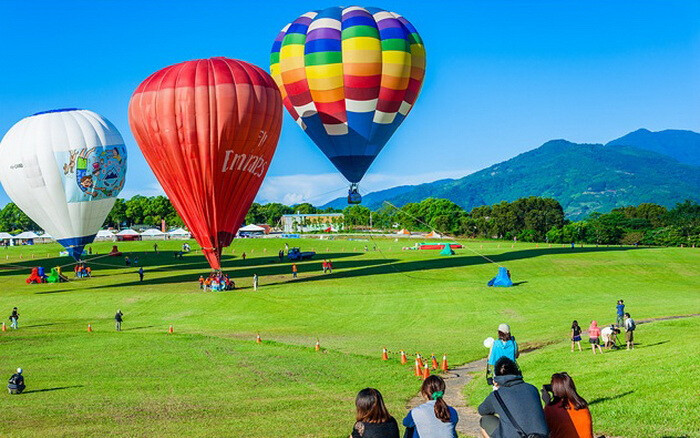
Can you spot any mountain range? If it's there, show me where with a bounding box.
[322,129,700,219]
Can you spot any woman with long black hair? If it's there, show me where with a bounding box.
[350,388,399,438]
[403,375,458,437]
[542,373,593,438]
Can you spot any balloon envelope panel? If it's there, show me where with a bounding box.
[271,6,426,183]
[128,57,282,270]
[0,109,127,259]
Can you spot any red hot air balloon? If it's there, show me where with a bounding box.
[128,58,282,270]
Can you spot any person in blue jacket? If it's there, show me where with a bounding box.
[488,324,519,366]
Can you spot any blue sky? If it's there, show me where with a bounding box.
[1,0,698,205]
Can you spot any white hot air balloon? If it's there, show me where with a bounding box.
[0,109,127,259]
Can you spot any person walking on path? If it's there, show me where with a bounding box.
[478,358,548,438]
[292,263,298,279]
[253,274,259,291]
[404,375,459,437]
[571,320,582,352]
[138,267,144,282]
[541,372,593,438]
[115,310,123,331]
[616,300,625,327]
[488,323,519,366]
[624,313,636,350]
[350,388,400,438]
[9,307,19,330]
[588,321,603,354]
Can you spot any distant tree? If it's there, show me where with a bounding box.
[0,203,38,232]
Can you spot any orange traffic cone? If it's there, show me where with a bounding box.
[431,354,438,370]
[315,339,320,351]
[168,325,174,334]
[87,324,93,333]
[1,322,6,332]
[441,354,449,372]
[422,363,430,380]
[256,333,262,344]
[381,347,388,361]
[400,350,407,365]
[414,359,422,377]
[416,353,424,369]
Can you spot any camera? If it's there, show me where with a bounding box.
[486,377,494,386]
[542,384,552,392]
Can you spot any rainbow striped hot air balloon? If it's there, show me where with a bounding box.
[270,6,426,203]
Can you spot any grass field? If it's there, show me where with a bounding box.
[0,237,698,437]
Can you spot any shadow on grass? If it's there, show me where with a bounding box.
[1,251,359,277]
[22,385,84,394]
[636,340,670,348]
[22,323,58,328]
[589,390,634,405]
[16,246,646,291]
[123,325,156,331]
[512,281,528,286]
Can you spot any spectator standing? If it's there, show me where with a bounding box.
[403,375,458,437]
[115,310,123,331]
[478,358,548,438]
[153,243,159,253]
[571,320,582,352]
[541,372,593,438]
[9,307,19,330]
[138,267,144,282]
[488,323,519,366]
[322,259,328,273]
[125,256,131,267]
[253,274,259,291]
[588,321,603,354]
[624,313,636,350]
[242,252,247,261]
[350,388,400,438]
[292,263,298,279]
[616,300,625,327]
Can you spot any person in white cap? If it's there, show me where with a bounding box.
[487,323,519,367]
[7,368,25,394]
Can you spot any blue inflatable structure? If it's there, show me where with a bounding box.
[488,267,513,287]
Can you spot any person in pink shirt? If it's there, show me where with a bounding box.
[588,321,603,354]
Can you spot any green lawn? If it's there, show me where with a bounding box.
[0,238,698,437]
[465,317,700,438]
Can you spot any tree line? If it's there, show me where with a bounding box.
[0,194,697,246]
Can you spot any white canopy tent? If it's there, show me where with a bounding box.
[0,232,13,239]
[95,229,116,241]
[140,228,167,240]
[238,224,266,233]
[168,228,191,239]
[14,231,40,239]
[116,229,139,236]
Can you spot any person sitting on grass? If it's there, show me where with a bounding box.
[541,372,593,438]
[478,358,548,438]
[7,368,25,394]
[571,320,583,352]
[624,313,636,350]
[403,375,458,437]
[588,321,603,354]
[488,323,519,366]
[350,388,400,438]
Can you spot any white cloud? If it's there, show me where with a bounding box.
[256,169,474,205]
[119,183,165,199]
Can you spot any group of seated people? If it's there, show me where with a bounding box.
[349,358,592,438]
[198,273,235,291]
[73,263,92,278]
